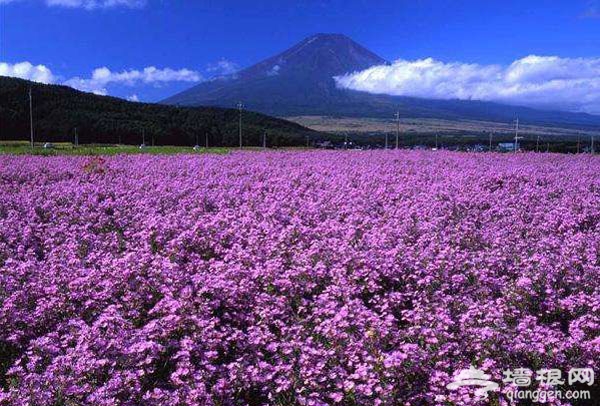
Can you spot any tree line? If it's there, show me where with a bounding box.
[0,76,318,146]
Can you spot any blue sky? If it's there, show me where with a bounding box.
[1,0,600,110]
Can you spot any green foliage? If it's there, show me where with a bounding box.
[0,76,320,147]
[0,141,230,156]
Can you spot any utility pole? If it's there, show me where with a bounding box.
[536,134,540,153]
[435,132,439,150]
[384,132,389,150]
[142,129,146,146]
[577,133,581,154]
[205,133,209,149]
[237,102,243,150]
[344,133,348,149]
[29,87,34,148]
[74,127,78,147]
[546,142,550,153]
[306,135,310,148]
[395,111,400,149]
[489,131,493,152]
[514,118,522,153]
[263,130,267,149]
[592,135,595,155]
[195,134,199,147]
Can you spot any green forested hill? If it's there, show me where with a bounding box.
[0,76,319,146]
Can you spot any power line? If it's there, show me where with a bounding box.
[513,118,523,153]
[29,87,34,148]
[237,102,244,150]
[394,111,400,149]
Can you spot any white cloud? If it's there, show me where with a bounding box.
[334,55,600,114]
[266,64,280,76]
[206,59,239,76]
[0,61,56,83]
[127,93,139,102]
[581,1,600,18]
[1,61,202,97]
[63,66,202,94]
[45,0,146,9]
[62,75,107,95]
[0,0,146,7]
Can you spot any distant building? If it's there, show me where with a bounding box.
[315,141,334,149]
[498,142,516,152]
[470,144,486,152]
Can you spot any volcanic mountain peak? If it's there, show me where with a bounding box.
[162,33,388,109]
[234,33,388,81]
[162,34,600,128]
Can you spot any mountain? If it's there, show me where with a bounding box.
[163,33,600,130]
[163,33,388,115]
[0,76,319,146]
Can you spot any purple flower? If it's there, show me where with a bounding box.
[0,151,598,405]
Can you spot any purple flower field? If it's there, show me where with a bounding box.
[0,151,598,405]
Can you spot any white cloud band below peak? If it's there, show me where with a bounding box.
[0,62,56,83]
[0,0,147,8]
[1,61,203,98]
[334,55,600,115]
[206,59,239,76]
[63,66,203,94]
[45,0,146,10]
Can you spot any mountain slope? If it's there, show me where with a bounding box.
[163,33,389,114]
[0,76,320,146]
[164,34,600,129]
